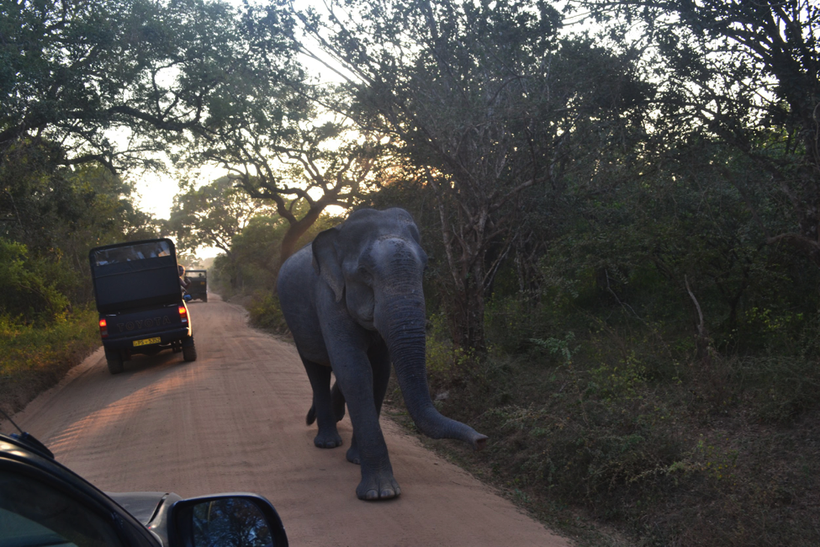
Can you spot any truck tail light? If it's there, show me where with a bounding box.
[178,306,188,324]
[99,318,108,338]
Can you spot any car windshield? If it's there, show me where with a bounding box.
[92,241,171,266]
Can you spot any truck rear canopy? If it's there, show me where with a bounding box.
[90,239,181,314]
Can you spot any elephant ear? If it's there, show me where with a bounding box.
[312,228,345,303]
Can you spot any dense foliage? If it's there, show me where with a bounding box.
[0,145,157,324]
[1,0,299,171]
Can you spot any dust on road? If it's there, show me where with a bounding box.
[6,295,570,546]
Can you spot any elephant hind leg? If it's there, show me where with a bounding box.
[307,381,346,425]
[301,358,343,449]
[331,381,346,422]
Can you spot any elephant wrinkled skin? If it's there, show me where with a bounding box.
[276,208,487,500]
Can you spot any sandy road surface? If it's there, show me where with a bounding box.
[6,295,570,546]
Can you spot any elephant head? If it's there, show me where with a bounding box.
[311,208,487,450]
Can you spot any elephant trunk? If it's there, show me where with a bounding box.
[378,296,487,451]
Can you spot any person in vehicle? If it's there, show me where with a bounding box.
[179,265,191,294]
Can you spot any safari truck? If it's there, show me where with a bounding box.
[184,269,208,302]
[89,238,197,374]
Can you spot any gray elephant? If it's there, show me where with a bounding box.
[276,208,487,500]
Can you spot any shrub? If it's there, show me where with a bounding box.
[0,307,99,415]
[0,239,70,326]
[248,292,290,334]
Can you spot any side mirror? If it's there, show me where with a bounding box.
[170,494,288,547]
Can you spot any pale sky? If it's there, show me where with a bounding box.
[132,172,178,219]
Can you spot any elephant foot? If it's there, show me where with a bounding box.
[356,472,401,500]
[313,431,342,448]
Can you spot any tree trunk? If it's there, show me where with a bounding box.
[447,263,487,354]
[278,204,325,263]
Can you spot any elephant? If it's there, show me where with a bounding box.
[276,207,487,500]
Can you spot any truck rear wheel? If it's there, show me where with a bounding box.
[182,340,197,362]
[105,349,124,374]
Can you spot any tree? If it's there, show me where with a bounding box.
[228,207,336,289]
[1,0,309,308]
[191,78,383,262]
[573,0,820,266]
[1,138,158,303]
[169,177,273,258]
[0,154,156,322]
[1,0,299,172]
[299,0,650,352]
[205,204,336,294]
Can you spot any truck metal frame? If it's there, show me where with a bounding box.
[89,238,197,374]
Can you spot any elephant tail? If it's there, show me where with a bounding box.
[305,382,346,426]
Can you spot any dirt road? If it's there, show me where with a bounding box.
[7,295,570,546]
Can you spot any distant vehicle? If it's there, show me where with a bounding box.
[89,238,197,374]
[0,427,289,547]
[185,269,208,302]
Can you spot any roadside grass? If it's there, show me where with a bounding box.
[0,307,100,417]
[403,326,820,547]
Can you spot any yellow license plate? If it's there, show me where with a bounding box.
[133,337,161,347]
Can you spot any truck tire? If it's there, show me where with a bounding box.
[105,349,124,375]
[182,340,197,362]
[203,294,208,303]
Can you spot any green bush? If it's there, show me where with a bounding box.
[0,239,70,326]
[0,307,99,415]
[403,295,820,546]
[248,292,290,334]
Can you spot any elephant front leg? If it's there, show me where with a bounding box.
[333,358,401,500]
[302,358,342,449]
[346,342,391,467]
